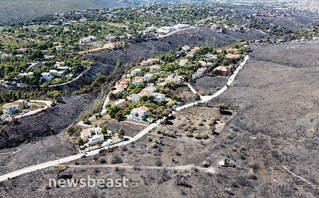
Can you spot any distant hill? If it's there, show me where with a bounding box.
[0,0,215,24]
[0,0,100,23]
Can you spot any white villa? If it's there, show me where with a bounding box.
[131,91,147,102]
[81,127,104,146]
[143,86,157,95]
[2,103,19,114]
[133,77,144,85]
[150,65,161,72]
[143,73,153,81]
[41,72,54,81]
[153,93,166,102]
[131,106,149,121]
[131,68,141,76]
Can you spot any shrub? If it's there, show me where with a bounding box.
[186,132,193,137]
[202,160,210,167]
[54,165,67,172]
[152,143,158,148]
[98,157,107,164]
[111,156,123,164]
[194,133,201,139]
[201,132,209,139]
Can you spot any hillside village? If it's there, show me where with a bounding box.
[0,4,253,88]
[72,44,246,149]
[0,3,317,90]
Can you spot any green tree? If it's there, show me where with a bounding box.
[102,126,108,134]
[118,126,125,139]
[48,91,62,100]
[108,105,121,118]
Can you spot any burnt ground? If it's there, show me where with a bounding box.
[5,28,309,197]
[171,85,196,103]
[100,121,146,137]
[0,94,96,150]
[193,76,227,96]
[1,41,319,197]
[0,132,76,176]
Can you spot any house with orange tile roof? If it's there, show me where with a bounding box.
[131,91,148,102]
[2,103,19,114]
[157,82,166,88]
[119,78,131,85]
[133,76,144,85]
[81,127,104,145]
[143,73,153,81]
[143,86,157,95]
[213,66,232,76]
[226,53,241,60]
[179,59,189,66]
[150,65,161,72]
[17,48,28,54]
[131,106,149,121]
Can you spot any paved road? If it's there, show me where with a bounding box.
[0,55,249,182]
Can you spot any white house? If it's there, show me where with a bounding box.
[50,69,64,77]
[1,54,12,59]
[174,24,190,30]
[143,86,156,95]
[146,26,157,31]
[182,46,191,51]
[157,26,176,34]
[41,72,54,81]
[55,45,63,51]
[197,67,207,75]
[131,91,147,102]
[131,106,149,121]
[143,73,153,81]
[89,133,104,146]
[141,60,150,67]
[16,72,34,79]
[150,65,161,72]
[2,103,19,114]
[81,127,104,146]
[179,59,189,66]
[131,68,141,76]
[133,77,144,85]
[153,93,166,102]
[15,99,28,109]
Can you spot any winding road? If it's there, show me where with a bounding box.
[0,55,249,182]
